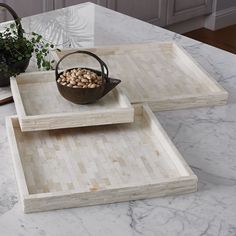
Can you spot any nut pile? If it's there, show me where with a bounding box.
[57,68,103,88]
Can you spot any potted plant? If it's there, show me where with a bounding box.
[0,3,55,87]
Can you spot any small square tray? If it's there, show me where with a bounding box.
[7,104,197,213]
[10,71,134,131]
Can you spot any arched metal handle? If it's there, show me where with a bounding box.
[55,50,109,82]
[0,3,24,38]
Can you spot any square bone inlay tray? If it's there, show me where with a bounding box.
[7,105,197,213]
[51,42,228,111]
[10,71,134,131]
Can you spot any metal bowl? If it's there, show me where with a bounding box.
[55,50,121,105]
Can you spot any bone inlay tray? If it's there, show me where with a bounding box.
[10,71,134,131]
[51,42,228,111]
[7,105,197,213]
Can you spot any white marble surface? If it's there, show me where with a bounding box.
[1,3,236,236]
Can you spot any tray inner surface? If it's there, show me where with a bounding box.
[12,107,189,195]
[17,72,123,116]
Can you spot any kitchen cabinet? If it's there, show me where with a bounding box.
[167,0,213,25]
[107,0,167,26]
[0,0,54,22]
[56,0,167,26]
[54,0,107,9]
[0,6,5,22]
[1,0,214,31]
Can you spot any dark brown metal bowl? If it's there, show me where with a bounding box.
[55,50,121,105]
[56,67,106,104]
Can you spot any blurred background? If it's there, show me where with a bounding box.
[0,0,235,53]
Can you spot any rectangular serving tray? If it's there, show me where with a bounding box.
[51,42,228,111]
[10,71,134,131]
[7,104,197,213]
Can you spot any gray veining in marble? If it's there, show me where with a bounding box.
[0,3,236,236]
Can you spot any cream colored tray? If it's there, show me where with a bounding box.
[10,71,134,131]
[7,104,197,213]
[51,42,228,111]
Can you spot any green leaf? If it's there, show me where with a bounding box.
[10,23,15,29]
[36,35,42,43]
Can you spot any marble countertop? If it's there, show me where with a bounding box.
[1,3,236,236]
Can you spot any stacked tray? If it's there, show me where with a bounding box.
[7,70,198,213]
[51,42,228,111]
[10,71,134,131]
[7,104,197,213]
[6,41,229,213]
